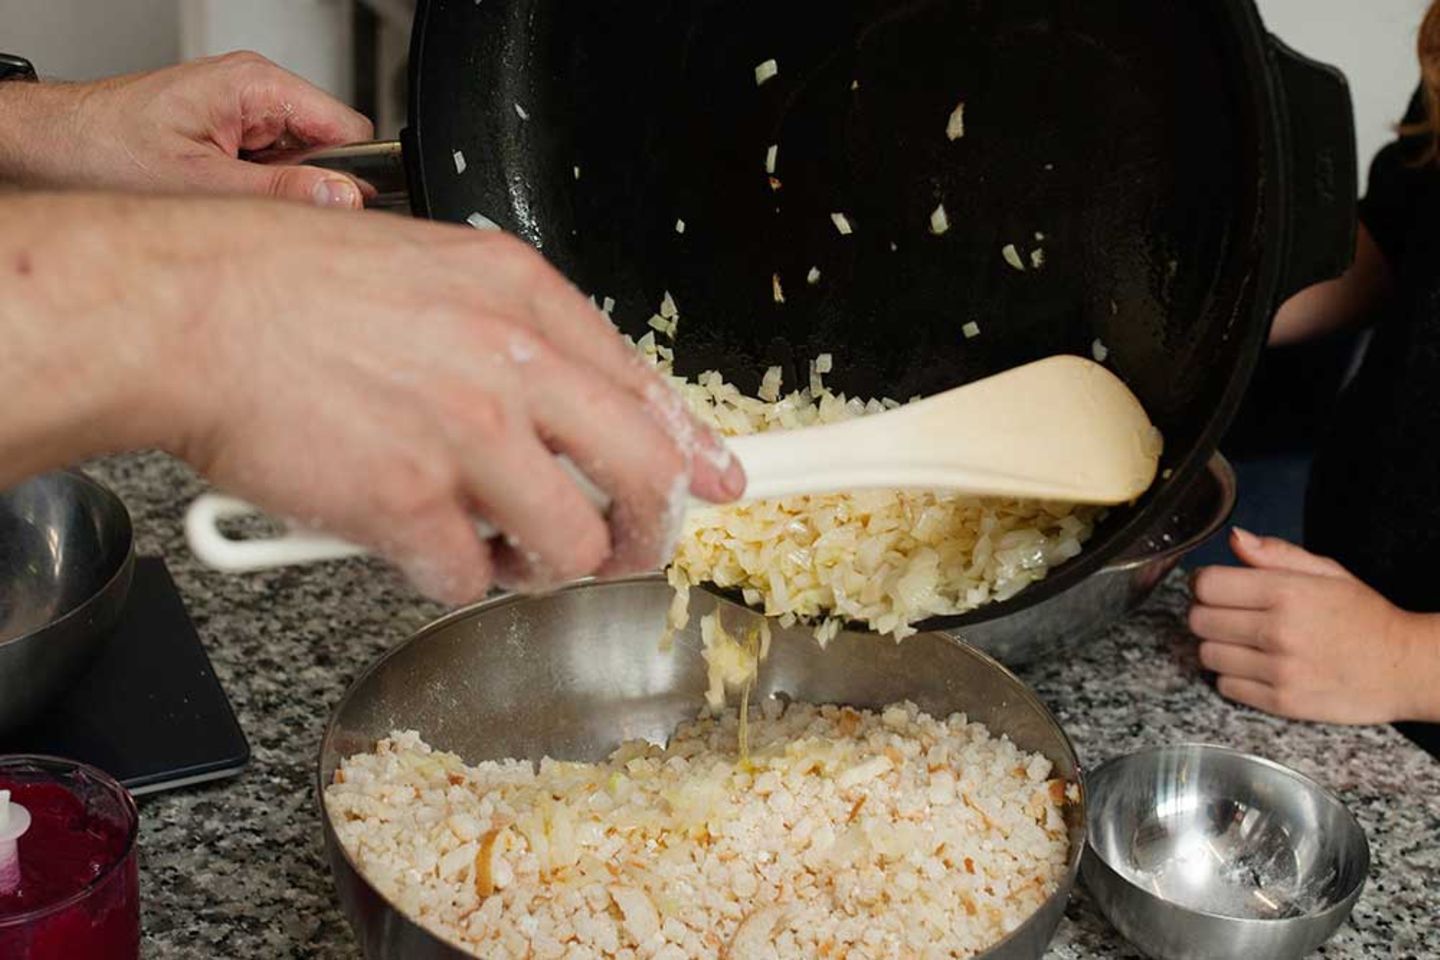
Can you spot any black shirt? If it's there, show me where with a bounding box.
[1306,93,1440,614]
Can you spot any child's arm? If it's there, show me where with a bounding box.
[1188,529,1440,725]
[1268,224,1394,347]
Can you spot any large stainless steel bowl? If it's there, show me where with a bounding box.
[1083,744,1369,960]
[0,471,135,735]
[956,454,1235,665]
[317,578,1085,959]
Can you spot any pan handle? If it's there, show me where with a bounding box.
[245,140,411,211]
[1268,35,1358,303]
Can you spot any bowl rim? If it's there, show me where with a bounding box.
[1102,453,1237,574]
[314,575,1088,958]
[0,469,135,652]
[1083,741,1371,926]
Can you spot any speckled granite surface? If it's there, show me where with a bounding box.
[79,452,1439,959]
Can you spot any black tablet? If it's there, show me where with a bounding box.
[0,558,251,795]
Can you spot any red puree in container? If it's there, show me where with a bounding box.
[0,762,140,960]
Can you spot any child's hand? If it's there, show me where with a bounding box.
[1188,529,1426,724]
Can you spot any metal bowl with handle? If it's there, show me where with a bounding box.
[317,578,1085,959]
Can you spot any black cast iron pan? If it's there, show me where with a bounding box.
[302,0,1356,634]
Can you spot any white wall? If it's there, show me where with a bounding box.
[0,0,179,80]
[180,0,354,102]
[1258,0,1430,174]
[0,0,352,101]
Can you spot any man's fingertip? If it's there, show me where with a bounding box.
[720,460,747,500]
[693,434,745,500]
[400,557,485,607]
[312,176,361,209]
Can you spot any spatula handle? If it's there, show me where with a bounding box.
[185,495,388,573]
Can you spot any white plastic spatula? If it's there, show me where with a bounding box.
[185,355,1162,573]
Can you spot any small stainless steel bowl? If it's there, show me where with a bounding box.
[317,578,1085,960]
[0,471,135,735]
[1083,744,1369,960]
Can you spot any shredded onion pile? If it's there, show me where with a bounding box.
[629,334,1102,642]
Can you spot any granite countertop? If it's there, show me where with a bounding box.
[82,453,1440,959]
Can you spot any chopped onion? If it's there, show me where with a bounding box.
[1002,244,1026,271]
[573,165,581,180]
[514,103,529,121]
[815,353,833,374]
[807,266,821,285]
[963,321,981,339]
[772,273,785,304]
[466,212,501,231]
[765,144,778,175]
[675,219,686,235]
[930,203,950,236]
[1030,248,1046,269]
[644,344,1110,642]
[831,212,854,236]
[452,149,467,174]
[602,296,616,315]
[1091,339,1109,363]
[758,366,784,402]
[660,291,679,320]
[946,101,966,141]
[755,59,779,86]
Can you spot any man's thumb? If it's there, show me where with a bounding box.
[264,165,363,209]
[204,157,364,209]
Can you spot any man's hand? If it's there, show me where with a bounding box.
[0,193,746,604]
[1189,529,1440,725]
[0,52,373,208]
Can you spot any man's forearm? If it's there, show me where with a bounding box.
[0,193,191,488]
[0,80,87,189]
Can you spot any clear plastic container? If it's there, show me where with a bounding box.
[0,756,140,960]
